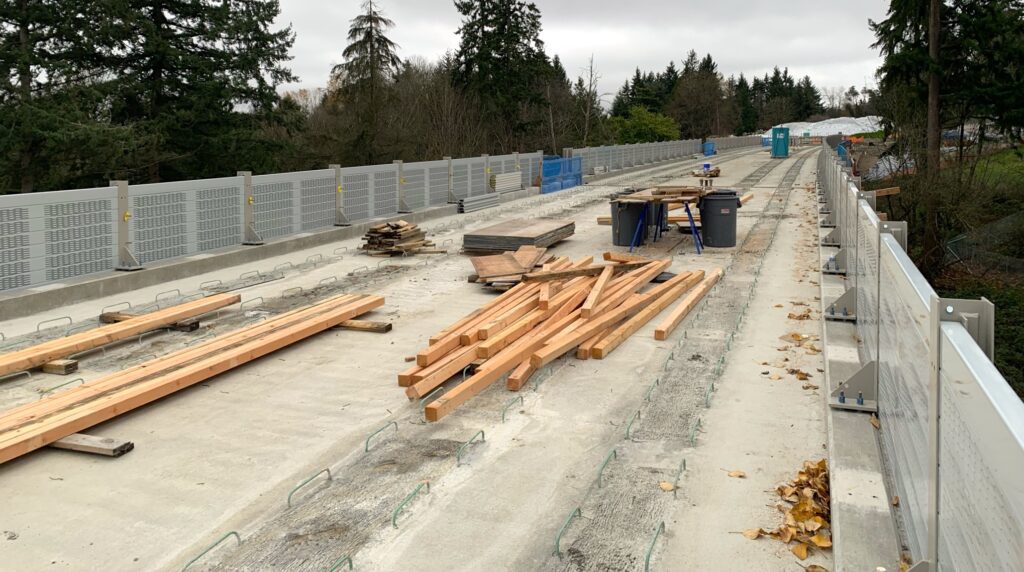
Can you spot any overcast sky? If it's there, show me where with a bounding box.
[276,0,891,103]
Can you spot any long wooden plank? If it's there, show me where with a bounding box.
[0,293,240,376]
[521,261,648,283]
[476,279,593,358]
[0,294,365,434]
[602,252,652,263]
[0,296,383,463]
[529,268,689,369]
[575,328,611,360]
[590,271,704,359]
[581,266,614,319]
[49,433,134,457]
[405,343,481,399]
[654,268,724,340]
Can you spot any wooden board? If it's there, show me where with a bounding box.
[581,266,614,319]
[49,433,134,457]
[463,219,575,252]
[334,320,392,333]
[0,294,383,465]
[521,261,649,283]
[41,359,78,375]
[0,293,241,377]
[653,269,723,340]
[469,253,528,279]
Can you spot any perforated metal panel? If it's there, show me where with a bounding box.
[856,204,880,365]
[469,159,487,197]
[402,165,427,211]
[250,172,300,240]
[0,186,116,290]
[428,163,450,206]
[371,166,399,217]
[297,169,336,231]
[451,160,471,200]
[339,169,371,223]
[194,181,244,252]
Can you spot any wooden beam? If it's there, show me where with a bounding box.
[49,433,134,457]
[334,320,392,333]
[581,266,614,319]
[41,359,78,375]
[521,261,649,282]
[98,312,135,324]
[740,192,754,204]
[0,293,241,377]
[653,268,723,340]
[591,272,704,359]
[873,186,900,197]
[602,252,652,263]
[0,295,384,465]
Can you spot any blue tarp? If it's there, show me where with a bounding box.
[541,156,583,194]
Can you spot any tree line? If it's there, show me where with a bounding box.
[2,0,846,195]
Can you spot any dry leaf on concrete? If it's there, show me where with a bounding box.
[658,481,675,492]
[804,566,829,572]
[792,543,809,560]
[809,532,833,548]
[870,414,881,430]
[802,383,820,391]
[742,528,764,540]
[770,374,782,381]
[774,304,784,308]
[787,368,812,381]
[788,308,812,320]
[892,496,900,507]
[725,469,747,478]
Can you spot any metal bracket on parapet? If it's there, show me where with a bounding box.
[938,297,995,360]
[331,164,351,226]
[881,221,908,251]
[823,248,848,275]
[829,360,877,412]
[821,227,841,247]
[819,210,836,228]
[825,287,857,322]
[243,223,264,246]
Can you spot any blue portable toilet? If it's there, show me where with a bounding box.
[771,127,790,158]
[702,142,716,157]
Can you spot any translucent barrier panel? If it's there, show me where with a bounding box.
[468,159,487,197]
[296,169,336,232]
[371,166,399,218]
[855,202,881,364]
[937,323,1024,571]
[339,168,371,223]
[0,186,116,290]
[451,160,470,200]
[402,166,427,211]
[877,234,935,560]
[428,163,450,206]
[250,172,301,240]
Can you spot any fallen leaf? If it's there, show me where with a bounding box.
[892,496,900,507]
[802,383,819,390]
[770,374,782,380]
[805,565,829,572]
[869,414,881,430]
[809,532,832,548]
[774,304,784,308]
[742,528,763,540]
[658,481,675,492]
[778,345,791,351]
[791,543,809,560]
[726,470,747,478]
[788,308,812,320]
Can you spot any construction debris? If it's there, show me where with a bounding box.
[361,220,439,256]
[398,253,722,421]
[463,218,575,252]
[691,167,721,177]
[468,246,551,290]
[0,293,384,465]
[744,459,832,561]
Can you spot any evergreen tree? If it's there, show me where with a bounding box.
[107,0,296,182]
[734,74,758,134]
[453,0,550,148]
[331,0,402,163]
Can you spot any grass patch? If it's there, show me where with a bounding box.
[850,130,885,139]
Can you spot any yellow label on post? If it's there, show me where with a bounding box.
[337,185,343,193]
[247,196,254,205]
[122,211,131,222]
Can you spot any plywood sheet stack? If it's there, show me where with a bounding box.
[468,245,551,291]
[0,293,384,465]
[399,252,723,421]
[361,220,437,256]
[463,218,575,252]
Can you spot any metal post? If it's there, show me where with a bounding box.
[112,180,142,271]
[481,153,490,195]
[395,160,411,213]
[331,163,349,226]
[238,171,263,245]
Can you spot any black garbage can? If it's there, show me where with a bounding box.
[611,200,648,246]
[697,190,742,247]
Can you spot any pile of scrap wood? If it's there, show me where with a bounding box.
[463,218,575,252]
[691,167,721,177]
[0,293,384,464]
[467,246,551,290]
[362,220,439,256]
[399,252,723,421]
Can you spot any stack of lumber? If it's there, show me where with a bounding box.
[398,252,723,422]
[691,167,721,177]
[0,293,241,377]
[463,218,575,252]
[0,293,384,464]
[361,220,438,256]
[468,246,551,290]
